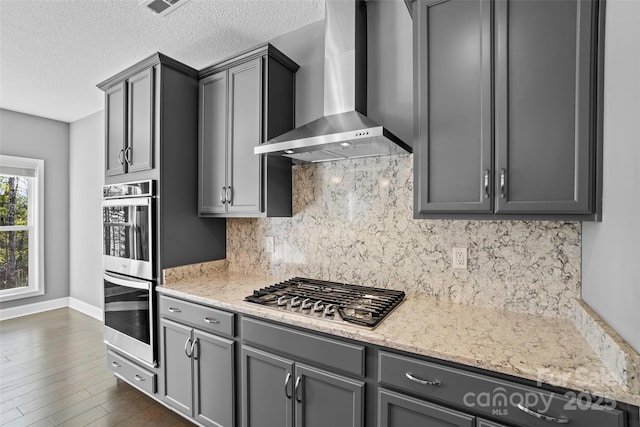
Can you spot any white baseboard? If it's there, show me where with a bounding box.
[0,297,69,321]
[68,297,103,321]
[0,297,103,322]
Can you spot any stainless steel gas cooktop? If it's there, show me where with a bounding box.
[244,277,405,328]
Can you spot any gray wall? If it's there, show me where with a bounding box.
[582,0,640,353]
[69,111,104,310]
[270,20,325,126]
[367,0,413,145]
[0,109,70,309]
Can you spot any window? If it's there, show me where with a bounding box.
[0,155,44,301]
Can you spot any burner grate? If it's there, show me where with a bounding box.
[245,277,405,327]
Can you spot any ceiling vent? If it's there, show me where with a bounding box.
[142,0,190,16]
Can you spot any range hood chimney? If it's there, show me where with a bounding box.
[254,0,412,163]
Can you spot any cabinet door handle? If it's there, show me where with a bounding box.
[500,169,506,199]
[294,376,302,403]
[168,307,181,313]
[517,403,569,424]
[220,187,226,204]
[124,146,132,165]
[226,186,232,205]
[405,372,441,387]
[134,374,145,382]
[284,372,292,399]
[111,361,121,368]
[184,338,193,358]
[483,169,490,199]
[191,338,199,361]
[204,317,220,324]
[117,149,124,166]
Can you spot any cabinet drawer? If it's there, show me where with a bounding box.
[107,349,156,395]
[379,351,624,427]
[159,295,235,337]
[242,317,365,377]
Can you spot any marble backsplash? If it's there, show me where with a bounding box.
[227,154,581,318]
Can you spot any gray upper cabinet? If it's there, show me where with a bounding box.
[414,0,492,214]
[200,71,228,214]
[104,82,127,177]
[413,0,602,219]
[126,67,154,173]
[199,43,298,218]
[103,68,154,177]
[495,0,594,214]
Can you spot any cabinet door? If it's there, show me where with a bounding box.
[294,364,364,427]
[160,318,193,417]
[242,346,293,427]
[199,71,228,214]
[127,67,154,173]
[495,0,594,213]
[227,58,263,214]
[105,82,127,176]
[477,419,509,427]
[193,330,235,427]
[414,0,492,214]
[378,388,475,427]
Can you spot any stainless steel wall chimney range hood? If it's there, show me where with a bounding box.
[254,0,412,163]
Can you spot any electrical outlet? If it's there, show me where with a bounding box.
[452,246,467,270]
[265,237,275,254]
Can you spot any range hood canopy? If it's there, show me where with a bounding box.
[254,0,412,163]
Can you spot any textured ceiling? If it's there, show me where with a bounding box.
[0,0,325,123]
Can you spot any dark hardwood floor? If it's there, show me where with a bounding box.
[0,308,194,426]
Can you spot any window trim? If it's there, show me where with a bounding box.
[0,155,45,302]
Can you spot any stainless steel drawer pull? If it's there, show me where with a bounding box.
[517,404,569,424]
[226,187,232,204]
[204,317,220,324]
[284,372,292,399]
[134,374,145,382]
[168,307,181,313]
[500,168,506,198]
[111,361,121,368]
[405,372,441,386]
[220,187,226,204]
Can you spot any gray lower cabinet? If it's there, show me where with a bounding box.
[160,317,235,427]
[413,0,602,219]
[378,388,475,427]
[241,345,364,427]
[378,350,624,427]
[477,419,509,427]
[198,43,298,218]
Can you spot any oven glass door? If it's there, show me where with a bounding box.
[103,197,153,279]
[103,273,155,365]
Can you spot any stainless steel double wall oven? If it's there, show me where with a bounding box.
[102,180,157,366]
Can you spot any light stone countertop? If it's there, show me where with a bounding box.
[157,271,640,407]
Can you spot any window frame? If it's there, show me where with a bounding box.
[0,155,45,302]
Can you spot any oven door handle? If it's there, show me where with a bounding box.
[104,272,152,290]
[102,197,151,208]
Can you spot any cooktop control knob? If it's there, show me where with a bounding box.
[313,300,324,312]
[301,298,312,310]
[323,304,335,316]
[290,296,301,307]
[277,296,288,306]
